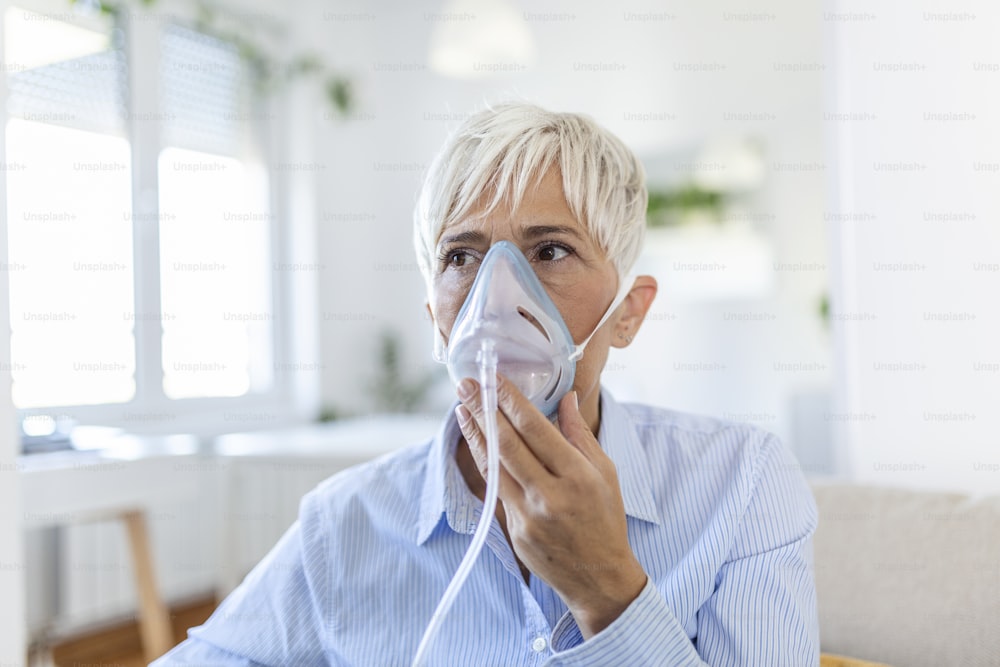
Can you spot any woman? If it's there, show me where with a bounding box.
[154,103,819,666]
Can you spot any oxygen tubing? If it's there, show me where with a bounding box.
[412,338,501,667]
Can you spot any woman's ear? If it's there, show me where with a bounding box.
[612,276,658,347]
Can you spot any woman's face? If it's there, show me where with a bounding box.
[428,167,622,417]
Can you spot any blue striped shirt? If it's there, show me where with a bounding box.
[153,389,819,666]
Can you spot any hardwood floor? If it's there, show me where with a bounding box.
[47,595,217,667]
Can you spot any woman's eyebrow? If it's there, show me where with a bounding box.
[520,224,584,241]
[438,229,487,247]
[438,224,583,248]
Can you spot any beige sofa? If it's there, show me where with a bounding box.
[811,482,1000,666]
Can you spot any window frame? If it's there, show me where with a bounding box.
[3,0,320,437]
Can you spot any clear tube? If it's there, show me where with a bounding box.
[412,338,501,667]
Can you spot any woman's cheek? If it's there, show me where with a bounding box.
[431,278,471,336]
[561,296,604,343]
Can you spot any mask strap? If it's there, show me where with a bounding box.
[432,329,447,363]
[568,273,635,362]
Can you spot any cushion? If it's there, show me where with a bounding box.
[811,483,1000,666]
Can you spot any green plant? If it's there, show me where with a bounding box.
[316,404,344,423]
[369,329,438,413]
[818,292,830,328]
[70,0,354,116]
[646,184,726,227]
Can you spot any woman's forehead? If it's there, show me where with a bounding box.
[438,174,589,243]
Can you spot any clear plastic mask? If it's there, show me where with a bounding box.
[434,240,633,416]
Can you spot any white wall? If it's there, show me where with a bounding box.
[0,45,27,667]
[0,369,25,664]
[0,279,26,667]
[302,0,831,462]
[827,1,1000,493]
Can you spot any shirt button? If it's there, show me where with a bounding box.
[531,636,547,652]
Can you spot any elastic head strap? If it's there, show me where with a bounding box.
[568,272,636,362]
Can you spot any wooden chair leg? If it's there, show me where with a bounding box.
[122,510,172,662]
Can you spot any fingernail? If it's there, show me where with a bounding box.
[572,391,579,409]
[457,378,476,400]
[455,404,471,426]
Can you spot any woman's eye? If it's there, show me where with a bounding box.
[441,250,472,268]
[536,244,570,261]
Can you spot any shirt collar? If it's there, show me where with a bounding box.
[415,388,661,545]
[594,387,662,526]
[415,402,467,545]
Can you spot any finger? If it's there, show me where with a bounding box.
[455,404,522,499]
[494,374,585,476]
[458,378,550,488]
[556,391,605,465]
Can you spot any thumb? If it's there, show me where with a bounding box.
[558,391,601,461]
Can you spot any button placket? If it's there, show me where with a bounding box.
[520,576,552,659]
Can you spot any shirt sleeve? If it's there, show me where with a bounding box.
[546,576,710,667]
[150,488,334,667]
[696,434,820,665]
[545,434,819,667]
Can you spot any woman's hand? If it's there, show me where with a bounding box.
[455,375,648,639]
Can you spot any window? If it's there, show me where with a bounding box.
[5,7,134,409]
[6,119,135,407]
[3,5,293,433]
[157,24,274,400]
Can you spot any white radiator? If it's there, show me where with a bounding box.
[25,459,221,635]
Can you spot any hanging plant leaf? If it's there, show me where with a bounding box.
[326,77,354,115]
[289,54,323,76]
[68,0,355,116]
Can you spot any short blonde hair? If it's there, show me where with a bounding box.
[413,101,648,293]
